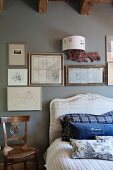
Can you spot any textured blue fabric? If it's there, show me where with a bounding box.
[60,111,113,141]
[70,122,113,139]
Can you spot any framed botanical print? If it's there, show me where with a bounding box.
[66,65,105,86]
[8,68,28,86]
[8,43,27,66]
[29,53,64,86]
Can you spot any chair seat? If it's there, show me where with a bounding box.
[4,146,37,160]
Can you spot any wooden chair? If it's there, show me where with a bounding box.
[0,116,39,170]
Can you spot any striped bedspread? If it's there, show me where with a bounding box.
[45,138,113,170]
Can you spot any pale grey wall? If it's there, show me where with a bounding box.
[0,0,113,159]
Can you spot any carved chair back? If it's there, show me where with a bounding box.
[0,116,30,147]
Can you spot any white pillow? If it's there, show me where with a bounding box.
[96,136,113,141]
[70,139,113,160]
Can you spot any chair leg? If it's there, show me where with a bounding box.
[4,160,7,170]
[35,152,39,170]
[24,161,27,170]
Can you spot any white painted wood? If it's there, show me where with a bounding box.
[49,93,113,143]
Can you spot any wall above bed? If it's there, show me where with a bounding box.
[0,0,113,161]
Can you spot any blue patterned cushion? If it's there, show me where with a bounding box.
[70,122,113,139]
[60,111,113,141]
[70,139,113,160]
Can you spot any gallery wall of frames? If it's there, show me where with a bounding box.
[7,36,113,111]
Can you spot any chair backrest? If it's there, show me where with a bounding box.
[0,116,30,147]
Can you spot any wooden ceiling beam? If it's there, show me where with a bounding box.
[0,0,3,11]
[80,0,113,15]
[94,0,113,2]
[80,0,94,15]
[38,0,48,14]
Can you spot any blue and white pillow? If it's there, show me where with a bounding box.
[70,122,113,139]
[95,136,113,142]
[60,111,113,141]
[70,139,113,160]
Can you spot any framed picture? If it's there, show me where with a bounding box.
[7,87,42,111]
[29,53,64,86]
[8,43,27,66]
[106,36,113,62]
[66,65,105,86]
[8,68,28,86]
[108,62,113,85]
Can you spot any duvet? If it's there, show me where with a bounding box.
[45,138,113,170]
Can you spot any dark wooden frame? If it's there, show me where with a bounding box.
[0,116,39,170]
[29,53,64,86]
[0,116,30,146]
[66,65,105,86]
[8,43,27,67]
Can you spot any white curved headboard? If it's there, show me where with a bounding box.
[49,93,113,144]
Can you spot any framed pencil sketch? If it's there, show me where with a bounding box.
[66,65,105,86]
[29,53,64,86]
[8,43,27,66]
[8,69,28,86]
[108,62,113,85]
[7,87,42,111]
[106,36,113,62]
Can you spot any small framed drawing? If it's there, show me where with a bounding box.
[108,62,113,85]
[8,43,27,66]
[8,69,28,86]
[7,87,42,111]
[106,36,113,62]
[66,65,105,86]
[29,53,64,86]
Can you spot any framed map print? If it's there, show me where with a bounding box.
[66,65,105,86]
[29,53,64,86]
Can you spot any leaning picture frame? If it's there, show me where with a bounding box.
[106,35,113,62]
[66,65,105,86]
[29,53,64,86]
[8,43,27,66]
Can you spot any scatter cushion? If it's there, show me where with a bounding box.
[70,122,113,139]
[96,136,113,141]
[60,111,113,141]
[70,139,113,160]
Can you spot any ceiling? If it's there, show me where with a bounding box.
[0,0,113,15]
[38,0,113,14]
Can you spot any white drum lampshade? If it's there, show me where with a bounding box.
[62,35,85,51]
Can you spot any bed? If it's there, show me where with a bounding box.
[45,93,113,170]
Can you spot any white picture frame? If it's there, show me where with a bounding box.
[108,62,113,85]
[106,36,113,62]
[8,43,27,66]
[7,87,42,111]
[8,69,28,86]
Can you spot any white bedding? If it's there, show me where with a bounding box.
[45,138,113,170]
